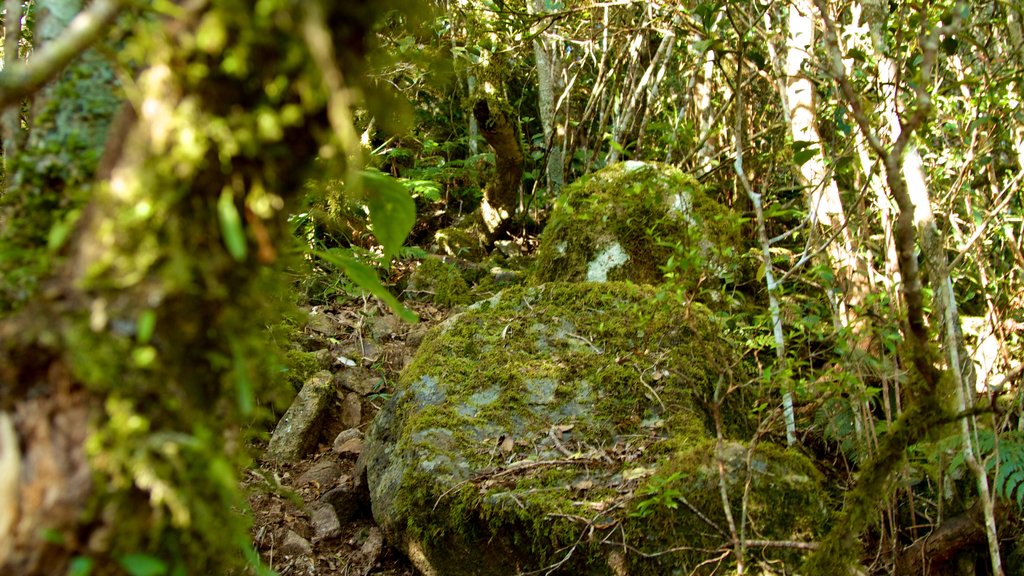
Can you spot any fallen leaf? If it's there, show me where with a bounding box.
[500,435,515,453]
[572,479,593,491]
[621,467,655,481]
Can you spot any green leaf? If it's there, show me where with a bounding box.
[137,310,157,344]
[218,188,248,262]
[67,556,94,576]
[47,209,81,252]
[132,346,158,368]
[793,147,820,167]
[362,171,416,262]
[119,554,168,576]
[405,179,441,202]
[315,249,418,323]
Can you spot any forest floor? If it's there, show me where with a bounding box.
[246,296,450,576]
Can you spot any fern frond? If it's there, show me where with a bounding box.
[984,432,1024,508]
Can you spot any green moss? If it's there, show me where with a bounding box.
[533,162,741,293]
[283,349,321,391]
[369,282,778,573]
[434,227,485,260]
[408,257,473,307]
[625,441,828,573]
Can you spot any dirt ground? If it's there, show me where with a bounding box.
[247,298,448,576]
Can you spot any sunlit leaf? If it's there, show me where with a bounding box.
[362,171,415,262]
[137,310,157,344]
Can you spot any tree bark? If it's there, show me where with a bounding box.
[473,96,523,239]
[896,499,1008,576]
[528,0,564,195]
[0,1,396,572]
[782,0,872,353]
[1,0,23,174]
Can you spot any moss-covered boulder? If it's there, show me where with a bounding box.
[406,257,475,307]
[358,282,825,575]
[533,161,740,289]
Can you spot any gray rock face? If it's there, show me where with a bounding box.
[310,501,342,542]
[267,371,335,462]
[280,530,313,557]
[358,283,825,575]
[296,459,343,488]
[320,475,366,523]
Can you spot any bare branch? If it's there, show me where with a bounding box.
[0,0,127,111]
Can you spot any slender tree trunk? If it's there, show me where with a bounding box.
[528,0,564,194]
[473,95,523,239]
[805,1,954,570]
[1,0,22,177]
[606,20,676,164]
[783,0,872,351]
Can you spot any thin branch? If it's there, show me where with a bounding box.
[0,0,127,111]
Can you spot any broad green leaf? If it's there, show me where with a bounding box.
[48,209,81,252]
[119,554,168,576]
[316,250,418,323]
[362,171,416,262]
[218,188,247,262]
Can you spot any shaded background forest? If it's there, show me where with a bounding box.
[0,0,1022,574]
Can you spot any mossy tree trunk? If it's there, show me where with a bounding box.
[472,95,524,240]
[0,1,406,573]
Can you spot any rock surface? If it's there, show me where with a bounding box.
[267,371,335,462]
[359,282,825,575]
[280,530,313,557]
[310,502,342,542]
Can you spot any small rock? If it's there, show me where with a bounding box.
[267,371,335,462]
[337,366,379,395]
[360,527,384,563]
[320,476,366,522]
[307,311,340,335]
[406,326,430,347]
[310,502,341,541]
[342,340,381,363]
[490,267,520,284]
[296,459,342,488]
[333,428,364,456]
[280,530,313,556]
[314,348,333,367]
[367,315,405,341]
[341,392,362,428]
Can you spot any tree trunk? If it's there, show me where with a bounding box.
[1,2,396,572]
[473,95,523,239]
[528,0,564,195]
[896,499,1008,576]
[1,0,23,174]
[782,0,872,352]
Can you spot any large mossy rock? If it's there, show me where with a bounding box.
[533,161,740,288]
[358,283,825,575]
